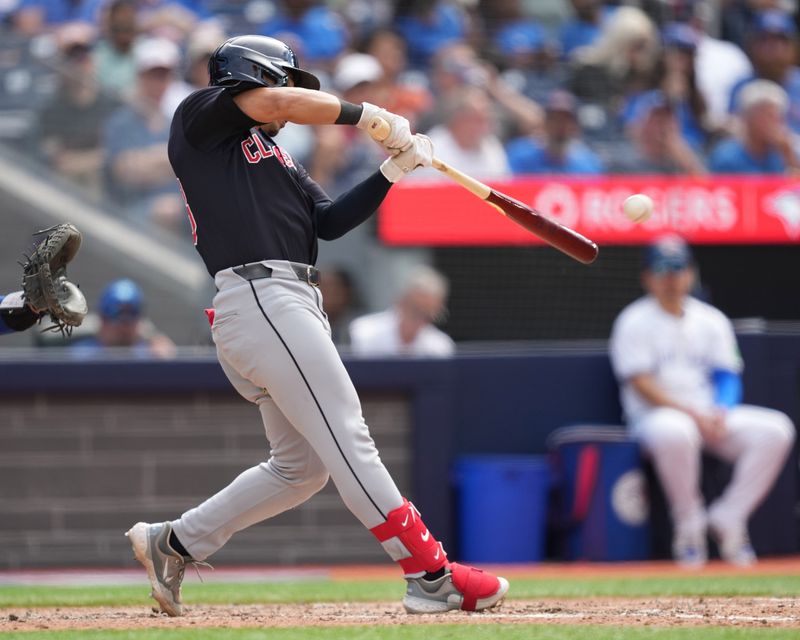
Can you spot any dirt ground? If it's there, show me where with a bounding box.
[1,597,799,631]
[1,560,799,632]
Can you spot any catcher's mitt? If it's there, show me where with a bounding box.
[22,223,88,334]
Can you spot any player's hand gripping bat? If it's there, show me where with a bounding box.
[367,117,599,265]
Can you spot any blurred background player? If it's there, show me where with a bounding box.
[609,235,795,567]
[349,265,454,357]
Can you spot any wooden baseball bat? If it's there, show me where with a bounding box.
[367,117,599,265]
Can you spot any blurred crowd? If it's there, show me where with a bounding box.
[2,0,800,235]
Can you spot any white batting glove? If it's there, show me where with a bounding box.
[357,102,413,151]
[380,134,433,183]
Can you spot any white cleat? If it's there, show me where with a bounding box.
[403,563,509,614]
[126,521,188,616]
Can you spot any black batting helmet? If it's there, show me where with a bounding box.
[208,35,320,91]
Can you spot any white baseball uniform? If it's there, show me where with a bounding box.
[609,295,795,538]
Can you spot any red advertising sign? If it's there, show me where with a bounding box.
[378,176,800,245]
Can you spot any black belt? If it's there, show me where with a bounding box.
[233,262,320,287]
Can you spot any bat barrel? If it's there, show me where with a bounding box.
[487,192,599,264]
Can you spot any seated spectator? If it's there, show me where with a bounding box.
[610,90,707,175]
[137,0,211,42]
[727,10,800,134]
[609,235,795,567]
[506,89,604,175]
[12,0,95,35]
[422,42,543,139]
[319,266,360,348]
[394,0,469,68]
[650,22,708,147]
[349,266,455,357]
[569,6,660,128]
[686,0,752,131]
[495,22,566,108]
[93,0,140,98]
[103,37,184,232]
[560,0,611,59]
[70,278,176,358]
[481,0,547,65]
[709,80,800,174]
[361,27,432,130]
[337,0,394,41]
[162,25,226,117]
[258,0,348,67]
[37,22,119,197]
[413,86,512,181]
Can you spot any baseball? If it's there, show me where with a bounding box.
[622,194,654,223]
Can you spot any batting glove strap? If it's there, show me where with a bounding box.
[357,102,413,151]
[449,563,502,612]
[379,134,433,183]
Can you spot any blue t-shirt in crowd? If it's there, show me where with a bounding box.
[395,4,467,67]
[559,7,615,57]
[19,0,209,24]
[623,91,707,149]
[708,138,786,173]
[103,105,174,204]
[506,137,604,175]
[259,6,348,61]
[728,69,800,133]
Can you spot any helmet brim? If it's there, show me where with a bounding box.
[286,66,320,91]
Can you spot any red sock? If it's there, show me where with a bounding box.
[370,498,448,576]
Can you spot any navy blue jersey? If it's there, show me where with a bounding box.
[168,87,333,276]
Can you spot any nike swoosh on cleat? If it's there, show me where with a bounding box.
[420,529,430,542]
[433,548,440,560]
[401,514,409,527]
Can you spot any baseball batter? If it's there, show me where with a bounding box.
[609,235,795,567]
[126,35,508,616]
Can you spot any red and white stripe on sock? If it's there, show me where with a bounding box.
[369,498,447,577]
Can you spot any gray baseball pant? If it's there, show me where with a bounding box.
[172,260,404,561]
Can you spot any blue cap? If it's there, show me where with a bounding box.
[626,89,673,125]
[644,235,693,273]
[753,10,797,37]
[100,279,143,320]
[495,21,547,56]
[662,22,698,51]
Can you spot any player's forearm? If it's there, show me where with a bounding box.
[629,374,695,414]
[0,291,39,333]
[316,170,392,240]
[234,88,358,126]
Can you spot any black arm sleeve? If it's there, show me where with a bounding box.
[314,170,393,240]
[1,306,39,332]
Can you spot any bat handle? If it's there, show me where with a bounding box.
[368,116,492,199]
[367,116,391,142]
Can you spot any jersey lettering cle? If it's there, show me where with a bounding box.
[168,87,333,276]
